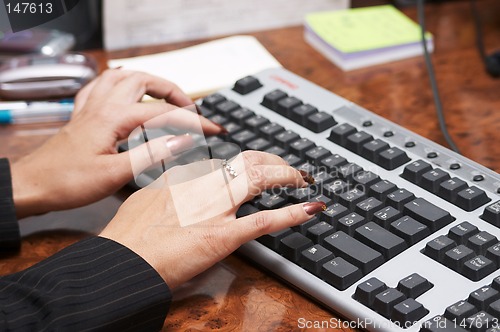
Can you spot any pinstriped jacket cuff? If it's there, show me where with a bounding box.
[0,158,20,252]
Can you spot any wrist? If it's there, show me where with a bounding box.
[10,158,47,219]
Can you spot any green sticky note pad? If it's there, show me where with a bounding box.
[305,5,432,54]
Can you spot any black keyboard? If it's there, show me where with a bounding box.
[125,68,500,331]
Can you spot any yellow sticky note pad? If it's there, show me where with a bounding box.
[305,5,432,53]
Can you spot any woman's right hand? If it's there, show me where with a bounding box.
[99,150,326,289]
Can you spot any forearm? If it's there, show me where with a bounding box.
[0,236,172,331]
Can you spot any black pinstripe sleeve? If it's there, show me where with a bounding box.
[0,236,172,331]
[0,158,20,252]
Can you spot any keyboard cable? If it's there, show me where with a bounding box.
[417,0,461,154]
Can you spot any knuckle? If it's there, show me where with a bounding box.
[247,166,266,189]
[252,212,272,234]
[242,150,263,168]
[285,206,301,225]
[201,226,234,256]
[101,68,119,80]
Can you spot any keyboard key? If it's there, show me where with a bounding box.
[261,89,287,110]
[463,256,496,281]
[373,206,402,229]
[305,111,337,133]
[223,122,242,134]
[208,114,229,125]
[245,115,270,132]
[355,197,383,219]
[230,107,255,125]
[282,154,303,167]
[337,212,367,236]
[354,221,407,260]
[421,316,468,332]
[391,298,429,327]
[259,123,285,140]
[305,146,331,164]
[424,236,457,261]
[397,273,433,299]
[236,203,260,218]
[465,311,497,332]
[386,189,415,210]
[401,160,433,184]
[448,222,480,245]
[373,288,406,318]
[311,170,334,187]
[309,194,333,207]
[361,139,390,163]
[290,104,317,125]
[390,216,430,245]
[369,180,398,201]
[233,76,262,95]
[486,243,500,266]
[299,244,334,275]
[287,187,315,203]
[323,179,350,199]
[346,131,373,154]
[321,257,363,291]
[296,161,316,174]
[264,145,287,157]
[488,299,500,317]
[323,231,384,274]
[319,154,347,171]
[354,277,387,307]
[455,186,491,212]
[276,96,302,116]
[338,162,363,181]
[377,147,411,170]
[246,137,271,151]
[444,245,475,272]
[215,100,240,115]
[444,300,478,322]
[209,142,241,160]
[257,228,293,250]
[468,286,500,311]
[292,216,320,235]
[275,130,300,148]
[403,198,454,232]
[202,93,226,110]
[306,221,335,244]
[467,232,498,255]
[289,138,316,158]
[338,188,366,210]
[257,193,287,210]
[230,129,257,148]
[482,201,500,227]
[279,232,313,262]
[421,168,451,193]
[320,203,349,224]
[439,178,468,202]
[353,171,380,188]
[328,123,357,146]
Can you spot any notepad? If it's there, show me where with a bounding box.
[304,5,433,71]
[107,36,282,99]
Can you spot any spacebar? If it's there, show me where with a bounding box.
[323,231,385,274]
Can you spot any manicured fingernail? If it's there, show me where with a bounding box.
[299,170,315,185]
[303,202,327,215]
[166,134,194,155]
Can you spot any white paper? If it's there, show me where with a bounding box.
[103,0,350,51]
[107,36,282,98]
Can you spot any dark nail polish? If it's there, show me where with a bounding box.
[212,122,229,135]
[299,170,315,185]
[303,202,327,215]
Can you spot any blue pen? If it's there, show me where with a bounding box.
[0,99,74,124]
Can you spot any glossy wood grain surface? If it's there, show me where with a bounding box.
[1,1,499,330]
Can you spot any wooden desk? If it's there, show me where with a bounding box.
[1,1,499,330]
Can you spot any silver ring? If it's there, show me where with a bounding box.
[222,159,238,178]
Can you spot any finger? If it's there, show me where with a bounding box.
[108,71,192,106]
[228,202,327,246]
[121,103,226,138]
[73,77,100,115]
[225,164,307,204]
[111,134,195,183]
[86,69,137,101]
[228,150,290,176]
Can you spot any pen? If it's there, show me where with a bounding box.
[0,100,74,124]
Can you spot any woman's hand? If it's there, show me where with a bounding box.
[10,70,224,218]
[99,150,326,289]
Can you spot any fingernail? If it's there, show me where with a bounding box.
[299,170,315,185]
[303,202,327,215]
[166,134,194,155]
[111,66,123,70]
